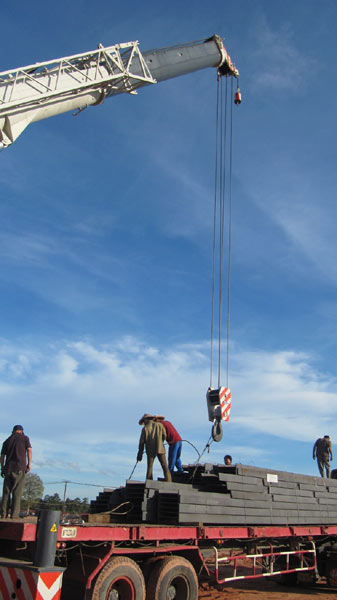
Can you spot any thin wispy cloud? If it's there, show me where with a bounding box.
[250,16,317,91]
[0,336,336,495]
[0,0,336,500]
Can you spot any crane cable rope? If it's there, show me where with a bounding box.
[210,75,234,390]
[129,79,239,482]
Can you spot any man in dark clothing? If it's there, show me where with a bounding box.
[155,415,184,475]
[0,425,32,518]
[313,435,333,478]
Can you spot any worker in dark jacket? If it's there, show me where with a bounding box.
[137,414,171,482]
[155,415,184,475]
[313,435,333,478]
[0,425,32,518]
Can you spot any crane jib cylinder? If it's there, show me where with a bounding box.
[106,35,238,99]
[143,36,233,83]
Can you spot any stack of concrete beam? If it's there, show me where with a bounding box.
[90,463,337,526]
[89,488,122,514]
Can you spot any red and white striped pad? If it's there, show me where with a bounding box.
[0,567,63,600]
[220,387,231,421]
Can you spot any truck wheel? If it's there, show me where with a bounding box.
[92,556,146,600]
[147,555,198,600]
[326,559,337,586]
[142,556,164,585]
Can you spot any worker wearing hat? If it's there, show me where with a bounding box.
[137,414,171,482]
[154,415,184,476]
[0,425,32,519]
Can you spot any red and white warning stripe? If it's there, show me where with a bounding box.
[220,387,231,422]
[0,567,63,600]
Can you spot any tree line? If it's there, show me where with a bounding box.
[20,473,90,514]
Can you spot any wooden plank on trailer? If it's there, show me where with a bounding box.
[178,504,247,516]
[178,513,247,525]
[230,490,268,500]
[268,487,314,498]
[272,499,318,509]
[327,484,337,492]
[268,480,299,490]
[272,509,329,517]
[222,482,265,493]
[175,512,336,526]
[318,497,337,505]
[179,504,279,518]
[178,493,271,510]
[145,480,195,492]
[299,482,328,491]
[236,465,325,485]
[314,490,337,499]
[218,473,264,485]
[271,492,315,502]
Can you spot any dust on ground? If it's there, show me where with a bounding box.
[198,578,336,599]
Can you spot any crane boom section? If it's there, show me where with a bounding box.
[0,35,238,148]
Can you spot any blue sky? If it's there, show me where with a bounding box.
[1,0,337,501]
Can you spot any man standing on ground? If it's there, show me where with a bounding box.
[0,425,32,519]
[137,414,171,482]
[155,415,184,476]
[313,435,333,478]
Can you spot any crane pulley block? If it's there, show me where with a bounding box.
[206,386,232,422]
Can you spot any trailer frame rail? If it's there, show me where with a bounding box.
[211,540,316,584]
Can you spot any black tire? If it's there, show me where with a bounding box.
[92,556,146,600]
[142,556,164,585]
[326,559,337,586]
[147,555,198,600]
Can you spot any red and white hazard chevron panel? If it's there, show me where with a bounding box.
[0,565,64,600]
[220,387,231,421]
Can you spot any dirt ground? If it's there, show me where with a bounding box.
[198,578,336,599]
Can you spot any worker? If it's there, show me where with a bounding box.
[137,414,171,482]
[224,455,232,465]
[0,425,32,519]
[313,435,333,478]
[155,415,184,475]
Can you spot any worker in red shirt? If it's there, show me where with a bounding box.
[155,416,184,475]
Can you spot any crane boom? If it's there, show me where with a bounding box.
[0,35,238,148]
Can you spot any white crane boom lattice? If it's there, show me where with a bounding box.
[0,35,238,148]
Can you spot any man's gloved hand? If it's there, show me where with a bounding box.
[1,470,4,478]
[137,452,143,462]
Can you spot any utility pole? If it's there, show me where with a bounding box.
[62,480,69,516]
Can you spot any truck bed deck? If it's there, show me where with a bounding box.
[1,516,337,544]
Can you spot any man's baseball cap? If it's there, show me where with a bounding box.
[12,425,24,432]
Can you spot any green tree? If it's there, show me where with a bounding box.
[39,493,62,511]
[65,497,90,514]
[22,473,44,512]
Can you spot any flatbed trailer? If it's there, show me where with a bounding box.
[1,515,337,599]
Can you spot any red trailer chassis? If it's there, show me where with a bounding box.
[1,519,337,599]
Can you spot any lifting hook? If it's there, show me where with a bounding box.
[212,419,223,442]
